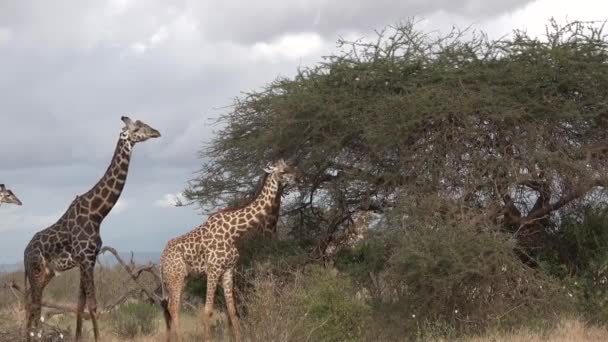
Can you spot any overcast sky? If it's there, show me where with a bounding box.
[0,0,605,264]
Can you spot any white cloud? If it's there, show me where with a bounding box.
[252,33,326,62]
[130,42,147,54]
[112,198,130,214]
[154,192,186,208]
[149,25,169,45]
[0,207,62,233]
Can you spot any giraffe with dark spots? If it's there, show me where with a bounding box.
[0,184,22,206]
[22,116,161,342]
[160,159,299,342]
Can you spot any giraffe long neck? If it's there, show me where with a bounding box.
[253,173,281,211]
[236,173,282,234]
[79,132,133,221]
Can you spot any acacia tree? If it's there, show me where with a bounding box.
[186,19,608,261]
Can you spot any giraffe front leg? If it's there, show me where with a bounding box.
[203,271,220,340]
[75,281,86,340]
[79,263,100,342]
[222,269,242,342]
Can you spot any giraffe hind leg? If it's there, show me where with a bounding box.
[164,266,186,342]
[24,260,53,341]
[222,269,242,342]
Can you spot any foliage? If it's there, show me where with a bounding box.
[109,302,159,338]
[377,218,573,339]
[244,264,371,342]
[540,207,608,323]
[186,18,608,257]
[334,235,388,286]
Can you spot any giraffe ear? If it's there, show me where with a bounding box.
[263,167,274,174]
[0,184,5,191]
[121,116,134,129]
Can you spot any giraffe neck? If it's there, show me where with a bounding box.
[237,173,281,233]
[79,131,133,220]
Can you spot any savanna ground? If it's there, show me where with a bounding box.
[2,259,608,342]
[6,17,608,341]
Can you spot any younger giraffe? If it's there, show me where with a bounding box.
[160,159,299,342]
[0,184,22,206]
[23,116,160,342]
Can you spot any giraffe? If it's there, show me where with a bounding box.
[160,159,299,342]
[22,116,160,342]
[325,209,371,256]
[0,184,22,206]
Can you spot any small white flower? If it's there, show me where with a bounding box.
[40,316,44,322]
[37,332,42,338]
[454,309,458,314]
[411,314,416,318]
[60,333,64,339]
[539,285,543,289]
[568,292,573,297]
[355,77,360,81]
[501,265,507,272]
[30,332,34,337]
[385,81,389,86]
[574,281,578,285]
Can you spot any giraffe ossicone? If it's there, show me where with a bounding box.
[160,159,299,342]
[22,116,160,342]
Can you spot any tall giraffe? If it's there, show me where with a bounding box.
[160,159,299,342]
[0,184,22,206]
[23,116,160,342]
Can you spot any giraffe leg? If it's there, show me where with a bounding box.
[24,262,52,342]
[203,271,220,340]
[166,276,185,342]
[77,263,100,342]
[75,279,86,340]
[222,269,242,342]
[25,286,43,342]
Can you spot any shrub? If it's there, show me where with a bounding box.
[378,220,572,339]
[541,207,608,324]
[245,264,371,342]
[109,302,159,338]
[334,235,388,287]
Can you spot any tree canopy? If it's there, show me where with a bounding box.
[186,19,608,260]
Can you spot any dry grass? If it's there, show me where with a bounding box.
[464,319,608,342]
[3,268,608,342]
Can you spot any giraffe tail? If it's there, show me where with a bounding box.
[159,264,171,331]
[161,298,171,331]
[23,271,28,303]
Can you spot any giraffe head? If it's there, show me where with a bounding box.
[121,116,161,143]
[0,184,22,206]
[264,159,300,186]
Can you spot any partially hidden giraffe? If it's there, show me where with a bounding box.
[160,159,299,342]
[0,184,22,206]
[23,116,160,342]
